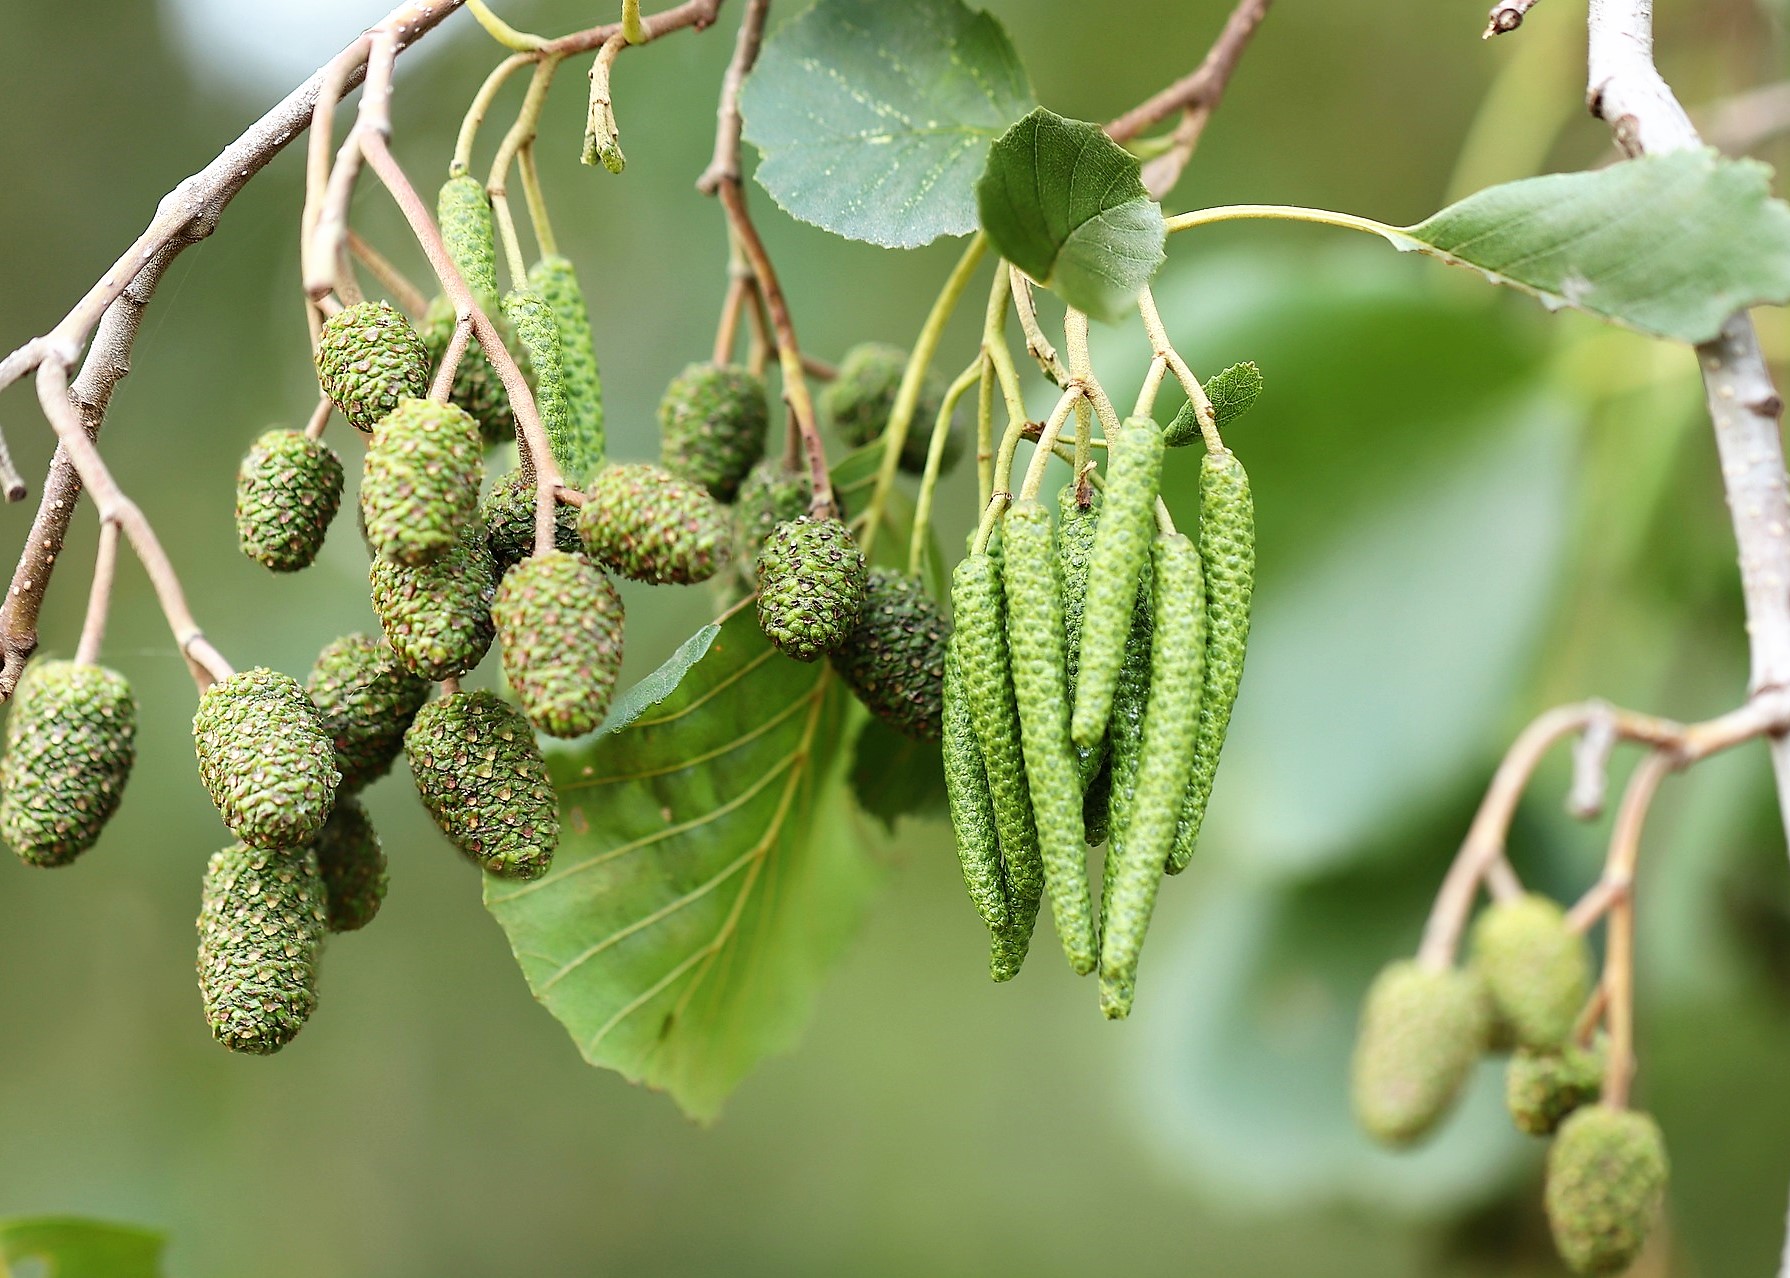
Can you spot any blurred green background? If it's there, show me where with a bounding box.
[3,0,1790,1273]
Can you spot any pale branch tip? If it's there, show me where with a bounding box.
[1482,0,1543,38]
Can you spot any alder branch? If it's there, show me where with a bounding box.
[1484,0,1545,38]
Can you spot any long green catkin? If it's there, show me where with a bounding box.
[951,552,1042,979]
[1100,533,1206,1019]
[1001,499,1097,975]
[437,173,499,302]
[1070,417,1165,750]
[942,645,1010,952]
[1168,448,1255,874]
[1100,583,1154,932]
[502,288,590,482]
[527,254,605,481]
[1057,482,1105,787]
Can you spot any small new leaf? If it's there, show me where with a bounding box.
[741,0,1034,248]
[976,108,1167,322]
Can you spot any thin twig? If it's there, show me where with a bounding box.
[348,228,429,317]
[429,316,474,402]
[1484,0,1546,38]
[1009,272,1069,387]
[302,396,334,442]
[696,0,768,193]
[74,519,119,669]
[1136,286,1215,449]
[1596,750,1674,1109]
[583,32,630,171]
[0,424,25,502]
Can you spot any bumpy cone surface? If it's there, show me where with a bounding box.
[482,469,581,573]
[306,633,432,791]
[312,798,387,933]
[755,516,867,662]
[370,526,498,681]
[658,362,769,502]
[821,342,957,474]
[420,294,524,445]
[197,840,327,1054]
[1471,893,1592,1051]
[1507,1042,1604,1136]
[493,551,625,738]
[577,463,729,585]
[405,690,558,880]
[360,397,483,566]
[1351,960,1491,1147]
[193,668,340,849]
[1545,1106,1668,1274]
[732,459,812,574]
[314,300,429,433]
[830,569,949,740]
[235,430,345,572]
[1,660,136,867]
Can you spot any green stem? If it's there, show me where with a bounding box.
[466,0,547,50]
[1063,308,1121,438]
[1133,355,1169,419]
[621,0,646,44]
[1163,203,1410,243]
[1019,388,1082,500]
[971,491,1011,555]
[518,143,557,257]
[909,357,985,577]
[489,55,563,287]
[976,351,995,509]
[859,233,988,560]
[454,54,532,176]
[1138,284,1219,452]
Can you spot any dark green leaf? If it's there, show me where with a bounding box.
[597,623,721,736]
[740,0,1034,248]
[1404,150,1790,343]
[0,1218,164,1278]
[976,108,1166,321]
[1164,361,1263,446]
[484,610,876,1122]
[849,716,947,833]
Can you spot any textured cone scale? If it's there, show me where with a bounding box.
[830,569,948,741]
[755,516,867,662]
[306,633,432,792]
[577,463,729,585]
[370,526,498,681]
[493,551,625,738]
[0,660,136,867]
[482,469,581,573]
[1350,960,1491,1147]
[313,798,387,933]
[659,362,770,502]
[197,840,327,1054]
[732,459,812,575]
[821,342,958,474]
[1471,893,1592,1051]
[314,300,429,433]
[1507,1042,1604,1136]
[193,668,340,850]
[360,397,483,567]
[235,430,345,572]
[405,690,558,880]
[420,294,524,445]
[1546,1106,1668,1274]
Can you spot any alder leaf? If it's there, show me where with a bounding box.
[0,1217,165,1278]
[1403,150,1790,343]
[484,609,875,1122]
[740,0,1034,248]
[976,108,1167,321]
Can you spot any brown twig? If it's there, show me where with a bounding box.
[348,228,429,317]
[1595,750,1675,1109]
[0,425,25,503]
[1484,0,1545,38]
[695,0,768,194]
[543,0,724,56]
[429,316,475,402]
[74,519,119,669]
[302,395,334,442]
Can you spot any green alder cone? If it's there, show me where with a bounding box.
[1351,960,1492,1147]
[305,633,432,792]
[660,362,770,503]
[404,690,558,880]
[1070,416,1165,749]
[755,515,867,662]
[197,840,327,1054]
[577,463,730,585]
[1168,447,1256,874]
[193,668,340,850]
[1545,1106,1668,1275]
[0,660,136,867]
[492,550,626,739]
[482,469,582,573]
[942,647,1011,951]
[370,524,499,681]
[360,397,483,567]
[314,300,430,433]
[999,499,1097,975]
[1100,585,1155,928]
[1162,361,1264,447]
[1100,533,1207,1019]
[1507,1041,1604,1136]
[1471,893,1592,1051]
[733,459,813,575]
[313,797,387,933]
[437,173,499,301]
[821,341,959,474]
[235,430,345,572]
[505,287,597,483]
[830,568,948,742]
[951,552,1043,980]
[420,294,522,446]
[1056,482,1104,787]
[527,254,605,480]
